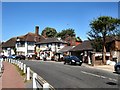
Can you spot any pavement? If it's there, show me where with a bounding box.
[82,63,115,72]
[0,61,36,89]
[0,61,26,89]
[0,60,115,89]
[44,60,115,73]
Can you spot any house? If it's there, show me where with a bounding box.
[70,40,93,64]
[58,46,75,55]
[70,36,120,65]
[108,36,120,62]
[57,46,75,61]
[0,42,3,55]
[16,26,45,56]
[64,35,82,46]
[35,37,68,60]
[2,37,17,56]
[2,26,45,57]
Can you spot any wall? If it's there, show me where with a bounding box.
[36,43,66,60]
[3,48,15,56]
[111,51,120,62]
[115,41,120,50]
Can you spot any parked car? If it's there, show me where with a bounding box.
[114,62,120,73]
[8,54,16,59]
[63,55,83,66]
[15,55,25,60]
[0,55,7,59]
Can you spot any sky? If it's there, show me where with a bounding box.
[1,2,119,42]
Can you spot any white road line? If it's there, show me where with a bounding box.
[81,71,101,78]
[81,71,117,81]
[108,78,117,82]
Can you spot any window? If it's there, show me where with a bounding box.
[28,50,34,53]
[28,42,34,46]
[58,43,60,47]
[17,42,25,47]
[47,44,49,47]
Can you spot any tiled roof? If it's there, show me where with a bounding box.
[108,36,120,42]
[2,37,17,48]
[70,40,93,51]
[17,32,45,42]
[58,46,74,53]
[2,32,45,48]
[0,42,3,52]
[36,37,67,44]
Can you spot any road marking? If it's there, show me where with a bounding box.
[81,71,117,81]
[81,71,102,78]
[108,78,117,82]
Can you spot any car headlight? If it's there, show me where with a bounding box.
[72,60,75,62]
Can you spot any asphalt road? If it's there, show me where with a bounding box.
[21,60,120,88]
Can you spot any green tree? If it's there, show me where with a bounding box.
[117,30,120,37]
[76,36,82,42]
[56,28,75,39]
[41,27,57,38]
[87,16,120,64]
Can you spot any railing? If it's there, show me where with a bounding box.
[4,58,55,90]
[0,58,3,74]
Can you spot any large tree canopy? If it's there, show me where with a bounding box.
[41,27,57,38]
[56,28,75,39]
[87,16,120,64]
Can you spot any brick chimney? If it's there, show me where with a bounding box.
[35,26,39,36]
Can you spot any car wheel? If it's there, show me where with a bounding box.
[116,67,120,74]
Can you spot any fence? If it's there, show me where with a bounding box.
[0,58,3,74]
[4,58,55,90]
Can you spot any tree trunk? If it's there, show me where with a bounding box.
[102,33,106,65]
[103,45,106,64]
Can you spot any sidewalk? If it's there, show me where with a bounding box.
[94,64,114,72]
[33,60,115,72]
[1,61,25,89]
[82,63,115,72]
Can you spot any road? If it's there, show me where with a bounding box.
[21,60,120,88]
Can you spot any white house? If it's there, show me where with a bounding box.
[35,37,68,60]
[15,26,45,56]
[2,26,45,57]
[2,37,16,56]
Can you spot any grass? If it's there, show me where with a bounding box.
[14,64,33,83]
[14,65,25,76]
[14,64,27,82]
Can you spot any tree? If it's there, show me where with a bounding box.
[56,28,75,39]
[41,27,57,38]
[87,16,120,64]
[76,36,82,42]
[117,30,120,37]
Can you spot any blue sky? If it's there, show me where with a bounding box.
[2,2,118,41]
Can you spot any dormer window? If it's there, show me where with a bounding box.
[17,37,20,41]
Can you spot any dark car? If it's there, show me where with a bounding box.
[15,55,25,60]
[8,54,16,59]
[0,55,7,59]
[114,62,120,73]
[63,55,83,66]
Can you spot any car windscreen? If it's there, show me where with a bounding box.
[70,56,80,61]
[116,62,120,65]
